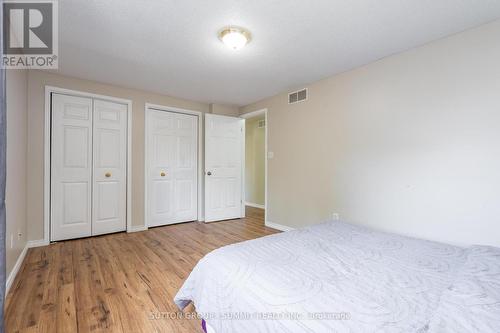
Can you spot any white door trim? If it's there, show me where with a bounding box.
[240,109,268,225]
[43,86,133,245]
[144,103,204,228]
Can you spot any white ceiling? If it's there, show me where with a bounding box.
[57,0,500,106]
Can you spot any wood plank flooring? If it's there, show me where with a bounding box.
[5,207,276,333]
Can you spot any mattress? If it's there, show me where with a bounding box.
[174,221,500,332]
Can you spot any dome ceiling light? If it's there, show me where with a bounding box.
[218,26,251,50]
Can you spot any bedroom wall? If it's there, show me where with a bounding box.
[245,116,265,206]
[209,103,239,116]
[240,19,500,246]
[27,70,211,242]
[6,70,28,277]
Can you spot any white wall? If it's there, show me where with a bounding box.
[6,70,28,277]
[241,20,500,246]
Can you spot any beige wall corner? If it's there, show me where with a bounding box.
[6,69,29,277]
[209,103,239,116]
[26,70,210,241]
[240,20,500,246]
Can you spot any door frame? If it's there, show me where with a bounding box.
[144,103,203,228]
[240,108,268,225]
[43,86,133,244]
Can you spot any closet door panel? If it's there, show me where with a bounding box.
[51,94,93,241]
[174,114,198,221]
[148,110,176,225]
[92,99,127,235]
[146,110,198,227]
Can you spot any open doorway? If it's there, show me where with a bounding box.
[242,109,267,222]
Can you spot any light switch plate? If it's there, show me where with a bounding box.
[267,151,274,159]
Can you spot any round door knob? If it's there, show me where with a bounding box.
[160,171,166,177]
[105,172,111,178]
[207,171,212,176]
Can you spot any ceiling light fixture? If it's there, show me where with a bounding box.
[218,26,251,50]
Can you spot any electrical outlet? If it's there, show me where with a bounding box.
[332,213,340,221]
[17,229,22,240]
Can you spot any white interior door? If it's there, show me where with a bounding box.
[92,99,127,235]
[146,109,198,227]
[204,114,244,222]
[51,93,93,241]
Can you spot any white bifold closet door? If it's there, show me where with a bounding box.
[92,100,127,235]
[146,109,198,227]
[51,93,127,241]
[51,94,93,240]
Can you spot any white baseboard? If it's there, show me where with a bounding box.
[245,202,265,209]
[265,221,295,232]
[6,244,28,295]
[27,239,50,248]
[127,225,148,233]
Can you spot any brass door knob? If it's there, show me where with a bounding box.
[105,172,111,178]
[160,171,166,177]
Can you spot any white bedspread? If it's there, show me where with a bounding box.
[174,221,500,332]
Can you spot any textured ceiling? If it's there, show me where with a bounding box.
[56,0,500,106]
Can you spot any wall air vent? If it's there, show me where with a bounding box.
[288,88,308,104]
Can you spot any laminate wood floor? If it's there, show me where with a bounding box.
[5,207,276,333]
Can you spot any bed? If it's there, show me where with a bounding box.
[174,221,500,332]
